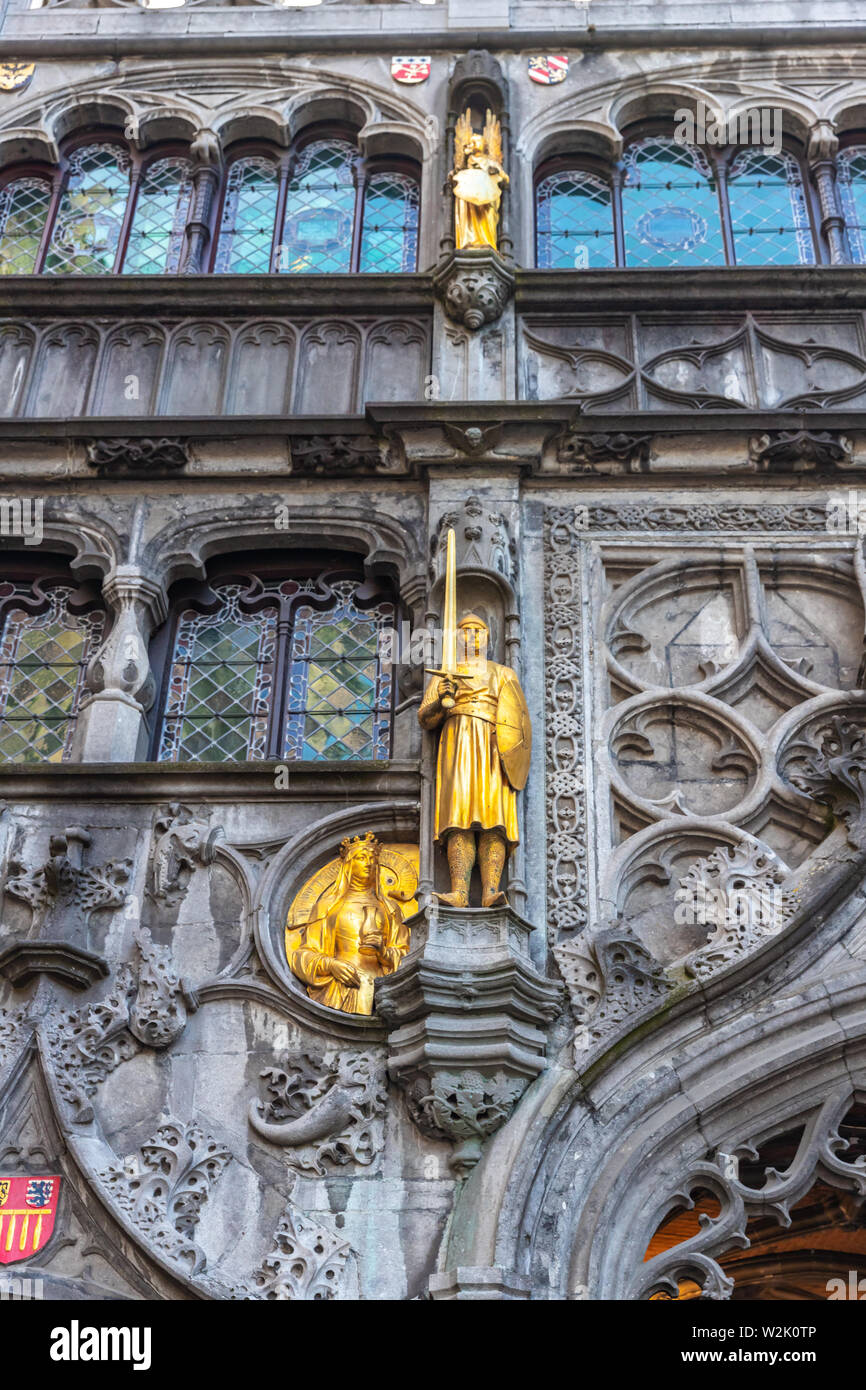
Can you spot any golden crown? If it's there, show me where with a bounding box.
[339,832,380,861]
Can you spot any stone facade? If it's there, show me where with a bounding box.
[2,0,866,1302]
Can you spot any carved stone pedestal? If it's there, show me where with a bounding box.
[432,248,515,330]
[375,904,561,1177]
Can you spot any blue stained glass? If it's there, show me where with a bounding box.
[44,144,131,275]
[279,140,357,274]
[0,176,52,274]
[124,157,194,274]
[622,137,725,268]
[360,171,419,272]
[728,148,815,266]
[837,148,866,265]
[214,156,279,274]
[536,168,615,269]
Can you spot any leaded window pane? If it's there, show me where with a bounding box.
[214,156,279,274]
[157,584,278,762]
[284,581,394,761]
[279,139,357,274]
[359,171,419,272]
[837,148,866,265]
[123,156,194,274]
[622,137,725,268]
[44,144,131,275]
[0,176,52,274]
[0,583,104,762]
[728,148,815,266]
[536,169,615,269]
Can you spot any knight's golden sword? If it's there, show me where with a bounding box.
[425,526,466,710]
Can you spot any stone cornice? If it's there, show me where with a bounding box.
[0,761,421,801]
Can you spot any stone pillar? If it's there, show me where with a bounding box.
[808,120,846,266]
[74,566,167,763]
[181,128,222,275]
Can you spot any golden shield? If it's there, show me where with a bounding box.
[496,678,532,790]
[0,63,35,93]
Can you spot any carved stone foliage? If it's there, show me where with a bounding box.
[578,502,830,532]
[544,510,589,942]
[403,1070,526,1179]
[0,315,429,421]
[523,312,866,412]
[748,429,853,471]
[85,437,190,476]
[0,1006,26,1070]
[289,434,405,476]
[244,1203,354,1301]
[553,430,653,473]
[3,828,130,936]
[554,925,677,1052]
[248,1050,387,1174]
[782,715,866,847]
[433,250,514,329]
[147,803,223,906]
[679,842,796,981]
[431,493,515,584]
[99,1121,231,1277]
[634,1090,866,1300]
[45,928,196,1122]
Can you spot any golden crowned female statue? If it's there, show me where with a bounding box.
[449,108,509,252]
[285,834,414,1015]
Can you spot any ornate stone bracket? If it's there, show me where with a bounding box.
[784,715,866,847]
[147,803,224,906]
[433,248,515,330]
[77,566,168,761]
[0,827,131,986]
[553,431,653,474]
[376,905,561,1177]
[248,1049,387,1174]
[289,433,406,476]
[748,429,853,471]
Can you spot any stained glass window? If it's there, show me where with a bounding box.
[359,171,419,272]
[0,176,52,274]
[156,574,394,763]
[622,137,725,268]
[536,169,615,269]
[284,581,394,761]
[44,143,130,274]
[124,156,194,274]
[727,148,815,266]
[214,156,279,273]
[0,582,104,762]
[837,148,866,265]
[279,139,357,274]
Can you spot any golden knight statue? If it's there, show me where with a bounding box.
[449,107,509,252]
[285,834,414,1015]
[419,531,531,908]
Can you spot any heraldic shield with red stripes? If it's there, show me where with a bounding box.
[0,1176,60,1264]
[527,55,569,85]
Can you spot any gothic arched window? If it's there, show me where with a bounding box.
[213,132,420,274]
[0,568,106,762]
[535,166,615,269]
[622,136,725,268]
[726,148,816,266]
[44,142,131,274]
[154,567,395,763]
[0,174,53,274]
[123,154,194,274]
[836,145,866,264]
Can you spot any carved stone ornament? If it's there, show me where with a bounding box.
[245,1203,354,1300]
[431,494,515,583]
[0,827,131,987]
[635,1090,866,1300]
[0,1006,26,1071]
[748,429,854,471]
[678,842,796,981]
[555,431,653,473]
[289,434,405,477]
[45,928,197,1122]
[148,803,223,906]
[404,1070,526,1178]
[433,248,515,330]
[248,1050,387,1174]
[99,1120,231,1277]
[85,437,191,477]
[784,715,866,847]
[554,924,678,1053]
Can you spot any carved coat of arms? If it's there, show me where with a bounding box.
[0,1176,60,1264]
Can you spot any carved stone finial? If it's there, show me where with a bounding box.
[433,249,515,330]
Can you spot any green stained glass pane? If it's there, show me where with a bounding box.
[123,156,193,274]
[279,140,356,274]
[0,176,52,275]
[622,137,725,269]
[214,156,279,274]
[44,144,131,275]
[536,168,615,269]
[728,148,815,266]
[359,171,419,273]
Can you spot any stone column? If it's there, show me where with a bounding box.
[808,120,846,265]
[73,566,167,763]
[181,128,222,275]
